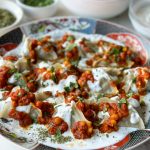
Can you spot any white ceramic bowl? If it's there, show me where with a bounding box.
[0,0,23,36]
[62,0,129,19]
[129,0,150,39]
[16,0,58,19]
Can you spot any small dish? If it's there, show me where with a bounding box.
[129,0,150,39]
[0,0,23,36]
[62,0,129,19]
[16,0,58,19]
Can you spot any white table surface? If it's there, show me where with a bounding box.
[0,1,150,150]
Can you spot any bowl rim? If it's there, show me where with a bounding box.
[16,0,58,9]
[0,16,150,149]
[0,0,23,31]
[129,0,150,29]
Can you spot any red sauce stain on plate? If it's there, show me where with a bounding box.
[107,33,148,65]
[0,43,17,56]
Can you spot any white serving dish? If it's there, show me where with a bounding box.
[16,0,58,19]
[129,0,150,39]
[0,0,23,36]
[62,0,129,19]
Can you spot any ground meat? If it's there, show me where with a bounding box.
[76,101,99,123]
[0,66,11,89]
[9,109,33,127]
[99,102,129,133]
[35,101,54,124]
[71,121,93,139]
[78,71,94,87]
[10,88,35,107]
[48,117,68,135]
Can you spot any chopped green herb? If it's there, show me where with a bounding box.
[64,82,79,93]
[36,127,49,141]
[14,72,29,91]
[132,77,136,83]
[0,89,6,92]
[51,74,58,83]
[118,98,127,108]
[67,36,74,42]
[71,109,75,115]
[97,93,104,101]
[14,72,22,80]
[42,81,49,87]
[106,134,109,138]
[65,43,77,51]
[51,129,72,144]
[78,97,84,102]
[111,48,120,55]
[8,68,17,74]
[51,66,55,73]
[93,120,101,127]
[127,92,133,98]
[70,82,78,89]
[71,60,79,67]
[64,86,70,92]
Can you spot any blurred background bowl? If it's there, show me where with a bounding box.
[0,0,23,36]
[16,0,58,19]
[129,0,150,39]
[62,0,129,19]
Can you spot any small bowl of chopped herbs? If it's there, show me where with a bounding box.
[16,0,58,19]
[0,0,23,36]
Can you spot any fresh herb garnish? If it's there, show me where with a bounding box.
[93,119,101,127]
[78,97,84,102]
[51,66,55,73]
[42,81,49,87]
[14,72,29,91]
[132,77,136,83]
[8,68,17,74]
[67,36,74,42]
[64,86,70,92]
[14,72,22,80]
[51,129,72,144]
[36,127,49,141]
[111,48,120,55]
[64,82,79,92]
[118,98,127,108]
[71,109,75,115]
[71,60,79,67]
[106,134,109,138]
[97,93,105,101]
[51,74,58,83]
[65,43,77,51]
[127,92,133,98]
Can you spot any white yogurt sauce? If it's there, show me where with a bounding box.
[54,103,72,127]
[143,93,150,123]
[128,98,140,108]
[39,75,77,96]
[87,68,110,92]
[16,104,31,113]
[0,97,12,118]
